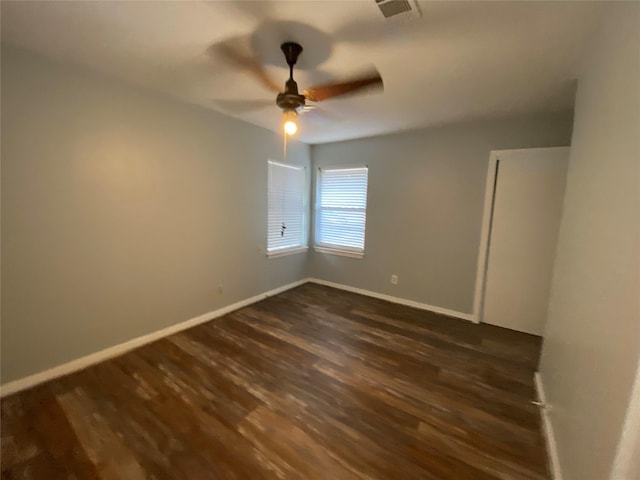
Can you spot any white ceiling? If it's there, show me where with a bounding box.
[1,1,609,144]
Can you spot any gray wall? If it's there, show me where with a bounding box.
[539,4,640,480]
[309,113,574,314]
[1,45,310,384]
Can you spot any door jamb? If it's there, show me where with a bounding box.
[472,151,500,323]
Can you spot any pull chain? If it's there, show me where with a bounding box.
[281,132,287,237]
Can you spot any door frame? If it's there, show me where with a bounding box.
[471,147,569,324]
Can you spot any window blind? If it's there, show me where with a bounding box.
[267,161,306,253]
[316,166,369,253]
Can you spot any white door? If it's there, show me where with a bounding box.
[482,147,569,335]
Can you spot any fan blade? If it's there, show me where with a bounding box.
[226,0,275,22]
[304,72,383,102]
[210,99,273,114]
[207,40,281,94]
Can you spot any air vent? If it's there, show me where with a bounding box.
[374,0,421,20]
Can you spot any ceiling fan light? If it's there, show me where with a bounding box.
[284,121,297,135]
[283,110,298,135]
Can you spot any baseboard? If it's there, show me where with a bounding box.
[0,278,308,398]
[535,372,563,480]
[1,278,472,396]
[307,278,474,322]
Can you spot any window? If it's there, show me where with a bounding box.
[315,166,369,258]
[267,161,307,257]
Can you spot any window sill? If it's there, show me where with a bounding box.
[313,246,364,259]
[267,246,308,259]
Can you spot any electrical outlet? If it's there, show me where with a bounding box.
[391,275,398,285]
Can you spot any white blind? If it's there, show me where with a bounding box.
[316,166,369,252]
[267,161,306,253]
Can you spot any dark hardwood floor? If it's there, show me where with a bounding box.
[1,283,548,479]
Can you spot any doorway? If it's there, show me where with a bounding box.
[473,147,569,335]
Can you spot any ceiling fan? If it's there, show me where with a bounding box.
[276,42,383,135]
[214,40,384,135]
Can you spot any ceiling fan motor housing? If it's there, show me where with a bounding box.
[276,79,306,111]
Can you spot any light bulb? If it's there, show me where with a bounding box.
[284,120,297,135]
[282,110,298,136]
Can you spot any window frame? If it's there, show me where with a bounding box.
[266,160,308,258]
[314,165,369,259]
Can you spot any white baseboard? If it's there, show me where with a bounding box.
[307,278,474,322]
[0,278,473,397]
[0,278,308,398]
[535,372,563,480]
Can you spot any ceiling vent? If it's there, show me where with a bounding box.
[374,0,421,20]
